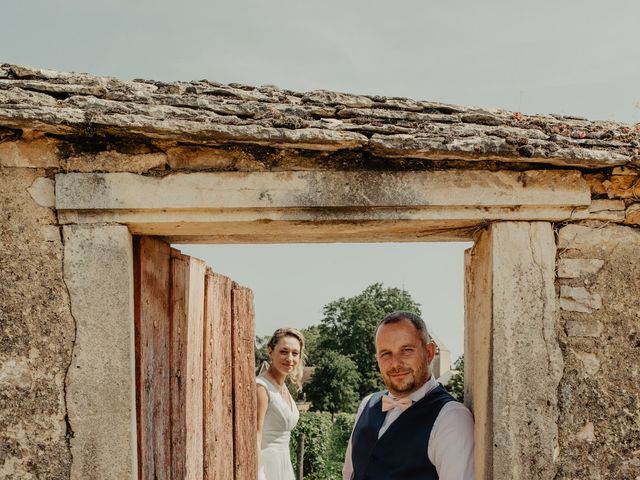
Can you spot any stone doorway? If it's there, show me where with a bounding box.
[58,169,580,479]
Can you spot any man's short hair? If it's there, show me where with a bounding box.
[375,311,431,345]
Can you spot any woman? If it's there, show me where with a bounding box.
[256,328,304,480]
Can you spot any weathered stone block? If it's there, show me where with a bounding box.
[566,320,603,337]
[557,258,604,278]
[584,199,625,222]
[0,138,59,168]
[167,146,247,170]
[611,166,639,176]
[559,285,602,313]
[41,225,62,244]
[62,151,167,173]
[558,223,640,249]
[603,175,640,199]
[624,203,640,225]
[573,350,601,376]
[575,422,596,442]
[56,169,590,211]
[583,173,607,195]
[485,222,561,480]
[27,177,55,207]
[63,225,137,480]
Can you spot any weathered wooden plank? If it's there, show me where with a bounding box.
[231,286,257,480]
[134,236,172,480]
[203,270,234,480]
[170,249,206,480]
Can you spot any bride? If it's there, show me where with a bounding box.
[256,328,304,480]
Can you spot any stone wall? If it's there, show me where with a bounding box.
[0,166,73,479]
[556,224,640,478]
[1,64,639,478]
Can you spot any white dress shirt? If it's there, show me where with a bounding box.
[342,376,475,480]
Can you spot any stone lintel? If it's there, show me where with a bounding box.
[63,225,137,480]
[56,169,588,213]
[58,209,582,243]
[56,170,589,211]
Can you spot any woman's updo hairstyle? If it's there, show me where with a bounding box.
[266,327,305,390]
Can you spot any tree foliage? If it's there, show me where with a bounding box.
[254,335,270,372]
[290,412,356,480]
[445,355,464,402]
[301,324,322,366]
[317,283,421,396]
[305,350,361,415]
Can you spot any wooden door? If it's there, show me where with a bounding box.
[134,236,257,480]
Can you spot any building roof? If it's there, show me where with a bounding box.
[430,333,449,353]
[1,63,639,169]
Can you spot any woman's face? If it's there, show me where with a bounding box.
[268,335,301,377]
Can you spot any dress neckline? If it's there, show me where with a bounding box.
[261,373,295,413]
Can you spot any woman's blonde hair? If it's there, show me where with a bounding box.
[266,327,305,390]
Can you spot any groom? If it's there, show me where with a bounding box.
[342,311,474,480]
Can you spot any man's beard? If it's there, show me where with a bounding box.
[383,366,428,395]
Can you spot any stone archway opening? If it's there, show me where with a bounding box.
[176,239,470,478]
[58,168,581,479]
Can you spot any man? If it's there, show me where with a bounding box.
[343,311,474,480]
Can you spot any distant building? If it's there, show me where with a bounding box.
[431,334,452,381]
[295,366,316,411]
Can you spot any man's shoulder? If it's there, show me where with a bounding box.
[436,399,474,427]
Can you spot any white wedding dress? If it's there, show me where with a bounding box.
[256,374,300,480]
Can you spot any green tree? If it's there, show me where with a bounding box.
[254,335,270,371]
[318,283,421,397]
[305,351,361,416]
[301,324,322,366]
[445,355,464,402]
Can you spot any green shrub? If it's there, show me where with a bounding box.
[290,412,333,480]
[325,413,355,479]
[290,411,357,479]
[332,412,355,452]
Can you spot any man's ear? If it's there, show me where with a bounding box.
[425,341,436,363]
